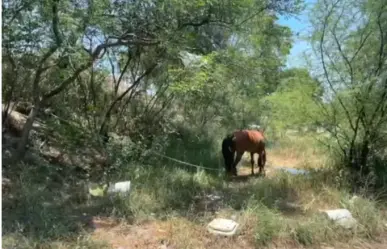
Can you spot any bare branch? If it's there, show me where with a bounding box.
[42,60,93,100]
[106,50,117,86]
[98,62,158,135]
[350,30,372,63]
[237,4,270,27]
[31,0,62,103]
[43,38,157,101]
[115,52,132,95]
[331,7,354,86]
[319,0,357,133]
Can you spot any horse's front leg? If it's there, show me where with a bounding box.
[250,152,255,175]
[232,151,243,176]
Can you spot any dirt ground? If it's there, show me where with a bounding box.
[88,154,386,249]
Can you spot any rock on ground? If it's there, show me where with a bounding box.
[322,209,357,229]
[207,218,239,236]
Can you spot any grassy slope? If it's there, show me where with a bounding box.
[2,133,387,249]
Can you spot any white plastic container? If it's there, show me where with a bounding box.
[322,209,357,229]
[207,218,239,236]
[107,181,131,194]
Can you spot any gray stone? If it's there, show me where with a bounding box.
[207,218,239,236]
[321,209,357,229]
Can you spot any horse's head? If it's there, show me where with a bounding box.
[221,134,235,174]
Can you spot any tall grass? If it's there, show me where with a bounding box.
[3,132,386,248]
[266,132,332,169]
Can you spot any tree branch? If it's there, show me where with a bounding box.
[43,37,158,101]
[31,0,62,103]
[319,0,356,133]
[237,4,270,27]
[52,0,62,47]
[98,62,159,135]
[115,52,132,95]
[375,9,386,76]
[42,61,92,100]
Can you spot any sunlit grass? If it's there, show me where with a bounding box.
[3,133,386,249]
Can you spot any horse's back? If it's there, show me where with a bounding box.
[233,129,265,153]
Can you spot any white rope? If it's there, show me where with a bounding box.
[150,151,221,172]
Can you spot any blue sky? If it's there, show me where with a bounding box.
[276,0,316,68]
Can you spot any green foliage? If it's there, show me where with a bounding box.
[2,0,306,161]
[5,0,387,248]
[253,204,285,245]
[309,0,387,186]
[261,68,324,132]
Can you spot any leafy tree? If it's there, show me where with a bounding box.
[2,0,304,163]
[261,68,324,134]
[309,0,387,186]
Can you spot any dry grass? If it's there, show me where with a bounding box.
[89,164,386,249]
[3,133,387,249]
[91,216,257,249]
[266,134,330,169]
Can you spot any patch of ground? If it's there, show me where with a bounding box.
[91,216,257,249]
[91,216,387,249]
[88,160,387,249]
[92,218,170,249]
[240,149,308,170]
[4,140,385,249]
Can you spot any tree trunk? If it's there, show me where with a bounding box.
[99,117,110,146]
[359,139,370,176]
[12,102,40,162]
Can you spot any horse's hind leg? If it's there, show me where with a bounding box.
[250,152,255,175]
[232,151,243,176]
[258,151,266,176]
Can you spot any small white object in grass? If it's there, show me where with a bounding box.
[336,216,357,229]
[207,194,222,201]
[207,218,239,236]
[322,209,357,229]
[323,209,352,220]
[272,166,310,176]
[107,181,131,194]
[349,195,359,204]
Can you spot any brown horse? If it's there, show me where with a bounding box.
[222,129,266,176]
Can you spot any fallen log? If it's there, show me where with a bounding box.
[2,104,46,137]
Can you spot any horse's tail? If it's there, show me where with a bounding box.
[222,134,235,173]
